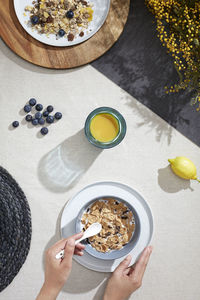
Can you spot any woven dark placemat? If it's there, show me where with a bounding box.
[0,166,32,292]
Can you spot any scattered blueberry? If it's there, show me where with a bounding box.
[13,100,61,135]
[38,118,45,125]
[36,104,43,111]
[32,118,39,126]
[41,127,48,135]
[47,105,54,113]
[46,115,54,124]
[12,121,19,128]
[58,29,66,37]
[24,105,32,113]
[29,98,37,106]
[35,112,42,119]
[43,111,49,117]
[66,10,74,18]
[54,112,62,120]
[31,15,39,25]
[25,114,32,122]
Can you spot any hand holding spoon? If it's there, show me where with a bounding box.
[55,222,102,259]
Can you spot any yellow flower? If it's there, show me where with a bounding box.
[146,0,200,107]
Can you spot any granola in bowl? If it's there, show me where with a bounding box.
[81,198,136,253]
[24,0,93,41]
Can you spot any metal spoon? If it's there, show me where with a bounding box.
[55,222,102,259]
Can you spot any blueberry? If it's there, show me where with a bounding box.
[32,118,39,126]
[41,127,48,135]
[46,115,54,124]
[31,15,39,25]
[24,105,32,113]
[66,10,74,18]
[35,112,42,119]
[12,121,19,128]
[43,111,49,117]
[29,98,37,106]
[55,112,62,120]
[38,118,45,125]
[47,105,54,113]
[25,114,32,122]
[36,104,43,111]
[58,29,65,37]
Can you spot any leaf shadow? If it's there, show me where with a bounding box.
[123,93,174,145]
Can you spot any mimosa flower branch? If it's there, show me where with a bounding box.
[146,0,200,111]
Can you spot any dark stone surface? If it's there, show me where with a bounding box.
[92,0,200,147]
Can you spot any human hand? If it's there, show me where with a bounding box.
[36,232,85,300]
[103,246,153,300]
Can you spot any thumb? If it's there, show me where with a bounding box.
[114,255,132,274]
[62,238,75,268]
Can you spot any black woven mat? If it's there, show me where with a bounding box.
[0,166,32,292]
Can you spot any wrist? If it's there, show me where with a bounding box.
[103,294,123,300]
[103,293,126,300]
[36,282,60,300]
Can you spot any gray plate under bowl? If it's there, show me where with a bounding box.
[75,196,141,260]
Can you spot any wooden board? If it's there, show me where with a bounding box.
[0,0,130,69]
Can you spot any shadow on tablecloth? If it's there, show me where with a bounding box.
[92,0,200,147]
[123,91,174,145]
[157,165,193,193]
[37,129,102,193]
[0,39,76,75]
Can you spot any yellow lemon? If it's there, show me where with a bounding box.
[168,156,200,182]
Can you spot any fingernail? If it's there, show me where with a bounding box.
[125,254,132,260]
[148,246,153,253]
[67,239,75,247]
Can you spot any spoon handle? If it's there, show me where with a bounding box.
[55,237,84,259]
[55,223,101,260]
[74,236,84,245]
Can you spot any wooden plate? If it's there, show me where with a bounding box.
[0,0,130,69]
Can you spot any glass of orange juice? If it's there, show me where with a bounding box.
[84,107,126,149]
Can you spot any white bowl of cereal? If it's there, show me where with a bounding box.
[14,0,110,47]
[75,197,141,260]
[61,182,153,272]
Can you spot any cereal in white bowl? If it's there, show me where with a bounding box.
[81,198,135,253]
[24,0,93,41]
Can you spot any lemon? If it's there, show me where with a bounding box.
[168,156,200,182]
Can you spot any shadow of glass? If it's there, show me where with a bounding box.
[37,129,102,193]
[157,165,193,193]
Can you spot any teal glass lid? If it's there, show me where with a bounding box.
[84,107,127,149]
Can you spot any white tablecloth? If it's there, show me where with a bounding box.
[1,39,200,300]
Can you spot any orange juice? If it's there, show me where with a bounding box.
[89,113,119,143]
